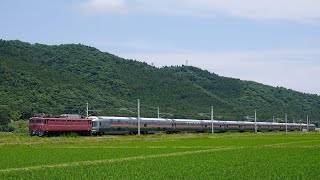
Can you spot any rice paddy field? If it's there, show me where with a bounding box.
[1,132,320,179]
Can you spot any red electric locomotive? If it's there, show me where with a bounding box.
[29,116,92,137]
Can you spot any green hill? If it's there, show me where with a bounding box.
[0,40,319,126]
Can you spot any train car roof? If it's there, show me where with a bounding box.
[88,116,312,126]
[89,116,172,122]
[89,116,134,120]
[30,117,90,121]
[173,119,204,122]
[141,118,173,121]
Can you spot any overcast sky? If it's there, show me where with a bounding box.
[1,0,320,94]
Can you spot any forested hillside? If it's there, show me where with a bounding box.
[1,40,319,127]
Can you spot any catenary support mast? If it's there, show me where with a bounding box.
[285,113,288,133]
[138,99,140,135]
[86,102,89,118]
[211,106,214,134]
[307,115,309,131]
[255,110,257,133]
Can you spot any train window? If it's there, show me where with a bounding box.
[92,122,98,127]
[100,122,102,126]
[220,125,221,128]
[205,125,207,128]
[144,124,147,127]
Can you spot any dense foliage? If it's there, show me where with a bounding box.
[0,40,319,126]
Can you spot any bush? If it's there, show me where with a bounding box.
[154,132,165,136]
[8,120,29,134]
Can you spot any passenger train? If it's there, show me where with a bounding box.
[90,116,315,135]
[29,115,315,137]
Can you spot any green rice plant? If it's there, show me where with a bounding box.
[1,132,320,179]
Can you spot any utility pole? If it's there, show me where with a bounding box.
[138,99,140,135]
[285,113,288,133]
[309,119,311,131]
[157,107,160,119]
[255,110,257,133]
[273,116,275,123]
[186,60,188,66]
[86,102,89,118]
[307,115,309,132]
[211,106,214,134]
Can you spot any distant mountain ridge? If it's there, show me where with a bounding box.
[0,40,319,126]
